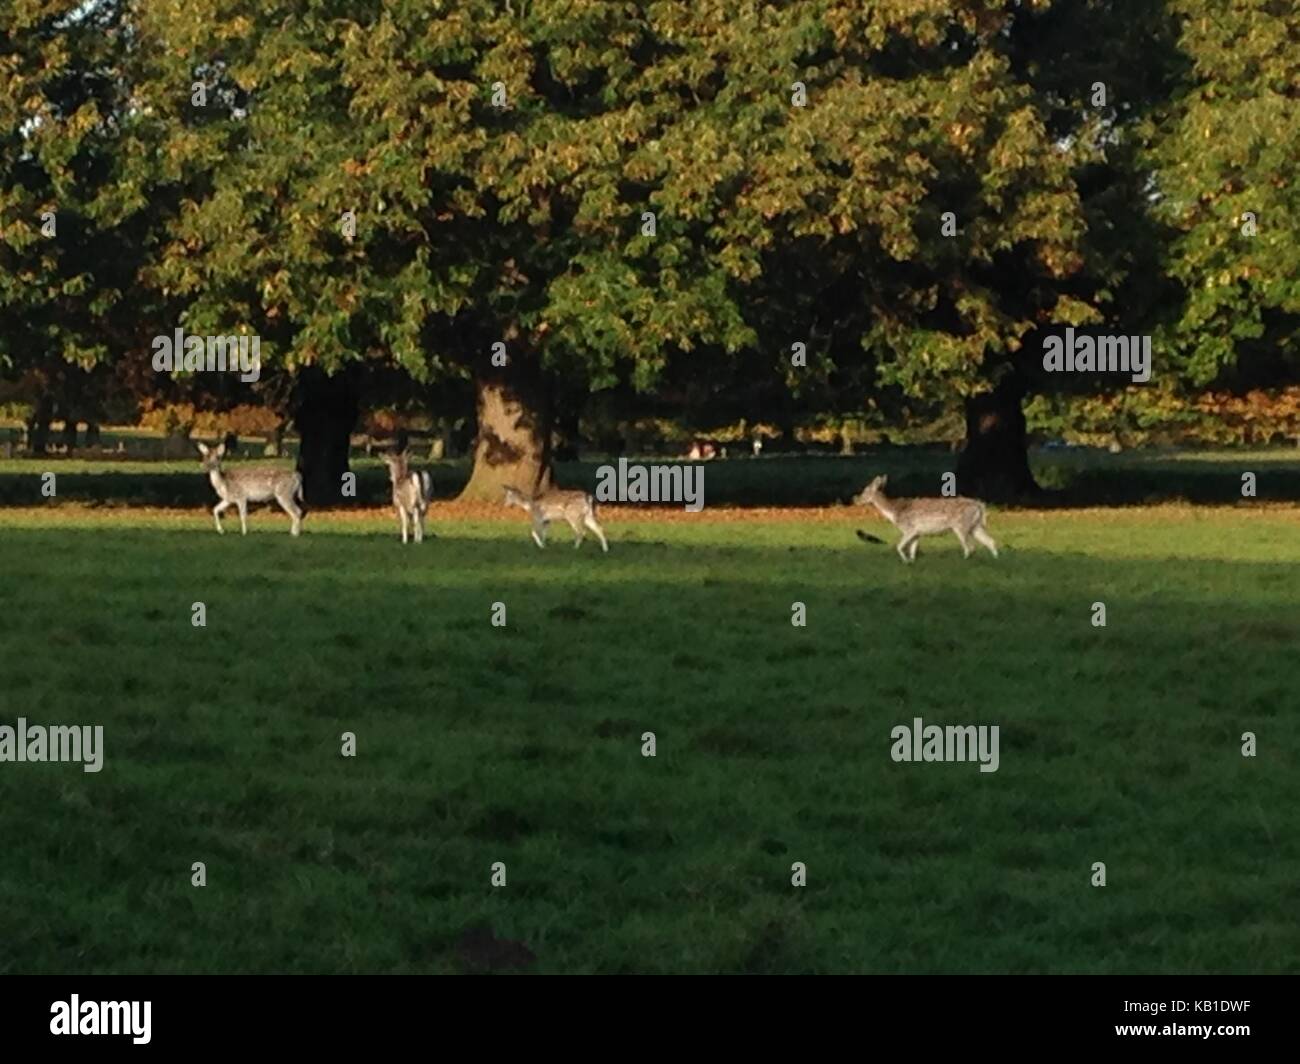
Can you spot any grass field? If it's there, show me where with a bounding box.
[2,462,1299,973]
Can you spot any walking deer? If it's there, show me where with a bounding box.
[198,441,304,536]
[854,475,998,563]
[502,485,609,552]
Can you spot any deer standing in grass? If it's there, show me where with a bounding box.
[502,486,608,553]
[382,450,433,543]
[854,474,998,563]
[198,441,304,536]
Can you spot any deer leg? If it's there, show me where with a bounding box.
[955,526,972,558]
[212,499,231,534]
[974,525,999,558]
[585,513,609,553]
[213,500,229,532]
[277,490,302,536]
[897,533,920,563]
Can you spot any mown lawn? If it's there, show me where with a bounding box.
[0,500,1297,973]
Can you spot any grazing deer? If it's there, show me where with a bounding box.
[197,441,304,536]
[502,485,608,552]
[854,474,998,564]
[381,450,432,543]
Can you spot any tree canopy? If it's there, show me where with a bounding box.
[2,0,1296,494]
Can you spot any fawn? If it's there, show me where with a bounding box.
[381,450,432,543]
[197,441,304,536]
[854,475,998,563]
[502,485,608,552]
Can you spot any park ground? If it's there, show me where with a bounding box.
[0,451,1297,973]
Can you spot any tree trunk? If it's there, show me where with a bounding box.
[776,405,797,453]
[26,396,52,456]
[956,375,1039,501]
[293,365,361,507]
[61,418,79,451]
[553,402,581,461]
[459,347,552,501]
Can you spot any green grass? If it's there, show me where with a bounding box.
[1,494,1297,973]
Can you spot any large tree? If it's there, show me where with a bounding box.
[13,0,1288,503]
[1152,0,1300,386]
[956,0,1300,493]
[113,1,1108,499]
[0,1,147,447]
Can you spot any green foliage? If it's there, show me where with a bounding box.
[2,1,1295,435]
[1027,385,1300,447]
[0,1,141,370]
[8,2,1098,400]
[1152,0,1300,383]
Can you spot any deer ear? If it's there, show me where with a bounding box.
[877,475,887,487]
[197,442,209,456]
[215,442,226,458]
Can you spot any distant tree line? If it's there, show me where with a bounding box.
[2,1,1296,500]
